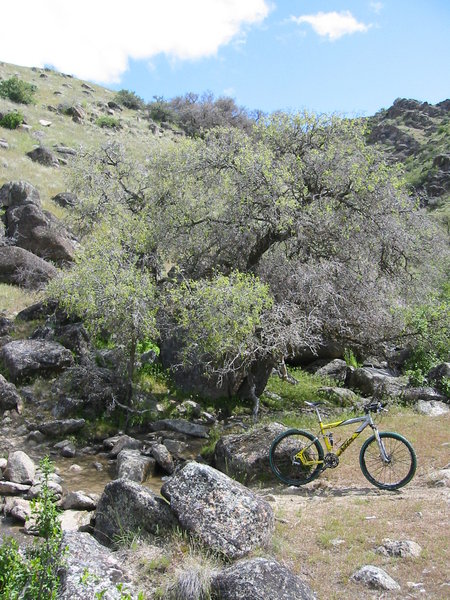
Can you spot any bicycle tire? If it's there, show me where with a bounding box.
[269,429,324,486]
[359,431,416,490]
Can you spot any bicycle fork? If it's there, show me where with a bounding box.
[373,428,390,463]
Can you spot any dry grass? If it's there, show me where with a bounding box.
[0,283,41,317]
[264,410,450,599]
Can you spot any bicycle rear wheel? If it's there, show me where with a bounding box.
[269,429,324,486]
[359,432,416,490]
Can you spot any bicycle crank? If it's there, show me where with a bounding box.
[324,453,339,468]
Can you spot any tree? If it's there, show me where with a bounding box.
[48,213,159,403]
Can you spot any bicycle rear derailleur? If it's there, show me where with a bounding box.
[324,453,340,469]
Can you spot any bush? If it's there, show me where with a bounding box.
[0,111,24,129]
[96,116,121,129]
[114,89,145,110]
[0,76,36,104]
[0,457,63,599]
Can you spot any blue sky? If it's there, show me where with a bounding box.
[1,1,449,115]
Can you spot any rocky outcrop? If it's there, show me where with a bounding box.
[1,339,74,382]
[214,422,286,482]
[0,246,57,288]
[59,531,136,600]
[0,181,41,208]
[94,479,177,546]
[211,558,315,600]
[161,462,274,559]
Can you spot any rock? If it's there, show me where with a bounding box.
[94,479,177,546]
[416,400,449,416]
[376,538,422,558]
[161,462,274,559]
[26,480,63,500]
[0,457,7,470]
[150,443,174,474]
[0,181,41,208]
[59,510,92,532]
[36,418,85,437]
[60,441,77,457]
[0,481,31,494]
[61,490,97,511]
[53,145,77,156]
[26,146,60,167]
[116,449,155,482]
[4,451,36,484]
[163,438,188,458]
[59,531,134,599]
[0,374,21,412]
[5,201,75,264]
[402,387,448,403]
[214,423,286,482]
[27,430,46,443]
[211,557,315,600]
[0,138,9,149]
[39,119,52,127]
[308,358,348,383]
[4,497,32,522]
[1,339,74,382]
[0,246,57,288]
[52,191,78,207]
[109,435,143,458]
[318,386,358,406]
[351,565,400,591]
[347,367,408,398]
[149,419,209,438]
[16,300,58,321]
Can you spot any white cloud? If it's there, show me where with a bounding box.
[369,2,384,14]
[0,0,271,83]
[292,11,371,41]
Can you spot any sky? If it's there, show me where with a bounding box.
[1,1,449,116]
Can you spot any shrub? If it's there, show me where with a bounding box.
[114,89,145,110]
[0,76,36,104]
[0,457,63,599]
[0,111,24,129]
[96,116,121,129]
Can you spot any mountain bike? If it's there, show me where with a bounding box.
[269,401,416,490]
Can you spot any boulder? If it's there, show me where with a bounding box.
[1,339,74,382]
[0,374,21,412]
[0,181,41,208]
[402,386,448,403]
[94,479,177,546]
[347,367,408,398]
[116,449,155,482]
[148,419,209,438]
[5,202,75,264]
[36,418,85,437]
[16,300,58,321]
[4,497,32,522]
[307,358,348,383]
[150,443,174,474]
[318,386,359,406]
[211,558,315,600]
[109,435,143,458]
[0,246,57,288]
[4,451,36,484]
[58,531,134,600]
[351,565,400,591]
[52,191,78,207]
[375,538,422,558]
[161,462,274,559]
[59,510,92,532]
[26,146,60,167]
[416,400,449,416]
[214,423,286,482]
[0,481,30,494]
[61,490,97,511]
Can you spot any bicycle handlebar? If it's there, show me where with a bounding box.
[364,401,387,414]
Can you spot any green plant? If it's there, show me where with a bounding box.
[115,89,145,110]
[0,76,36,104]
[0,110,24,129]
[96,116,121,129]
[0,456,63,599]
[343,348,361,369]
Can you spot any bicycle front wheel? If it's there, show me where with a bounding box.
[359,432,416,490]
[269,429,324,486]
